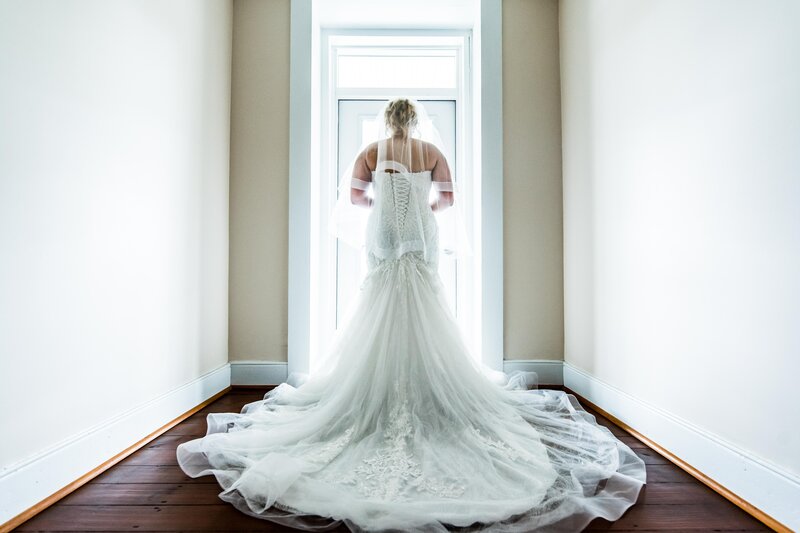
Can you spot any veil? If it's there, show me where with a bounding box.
[328,98,472,259]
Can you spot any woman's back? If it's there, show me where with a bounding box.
[366,137,437,173]
[366,153,438,268]
[362,136,453,269]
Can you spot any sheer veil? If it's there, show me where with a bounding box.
[328,98,472,259]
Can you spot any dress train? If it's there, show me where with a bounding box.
[177,249,646,532]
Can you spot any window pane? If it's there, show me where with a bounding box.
[338,55,457,89]
[361,118,379,144]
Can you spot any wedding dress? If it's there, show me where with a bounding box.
[176,116,647,532]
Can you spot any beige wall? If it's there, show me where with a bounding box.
[502,0,563,360]
[229,0,290,362]
[561,0,800,476]
[0,0,232,468]
[229,0,565,363]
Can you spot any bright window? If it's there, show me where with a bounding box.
[337,53,458,89]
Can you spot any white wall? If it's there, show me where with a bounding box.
[0,0,231,479]
[229,0,565,363]
[561,0,800,485]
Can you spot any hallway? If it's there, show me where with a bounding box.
[14,388,769,532]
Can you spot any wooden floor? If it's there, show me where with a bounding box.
[15,387,770,532]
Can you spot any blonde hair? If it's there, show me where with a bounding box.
[384,98,418,137]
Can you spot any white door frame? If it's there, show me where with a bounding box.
[288,0,503,377]
[316,31,472,371]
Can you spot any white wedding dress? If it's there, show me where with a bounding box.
[176,155,647,532]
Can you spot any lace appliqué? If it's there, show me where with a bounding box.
[306,426,356,464]
[470,426,524,461]
[336,383,466,501]
[469,426,553,466]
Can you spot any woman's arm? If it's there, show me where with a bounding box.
[350,147,373,208]
[430,146,454,212]
[430,191,454,212]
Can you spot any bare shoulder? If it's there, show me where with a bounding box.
[420,140,445,164]
[361,141,379,167]
[360,140,380,155]
[417,139,441,156]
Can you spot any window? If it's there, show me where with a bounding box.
[338,52,458,89]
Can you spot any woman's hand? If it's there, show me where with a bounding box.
[351,188,373,208]
[430,191,454,212]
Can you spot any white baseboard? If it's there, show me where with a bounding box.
[563,361,800,531]
[230,361,289,385]
[229,359,564,387]
[0,363,230,526]
[502,359,564,386]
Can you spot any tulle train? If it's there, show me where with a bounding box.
[177,253,646,532]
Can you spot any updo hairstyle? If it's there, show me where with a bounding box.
[384,98,418,137]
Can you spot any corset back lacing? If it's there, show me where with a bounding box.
[388,173,412,233]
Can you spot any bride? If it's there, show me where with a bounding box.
[176,98,646,532]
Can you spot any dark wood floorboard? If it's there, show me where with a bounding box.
[15,388,769,532]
